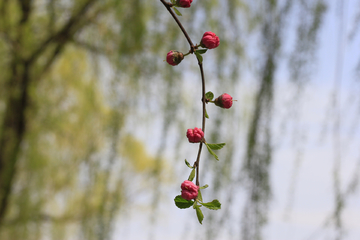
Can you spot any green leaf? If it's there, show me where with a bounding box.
[195,51,203,63]
[200,184,209,189]
[200,199,221,210]
[188,168,195,181]
[170,0,176,4]
[174,195,194,209]
[197,189,203,202]
[196,49,208,54]
[205,143,219,161]
[195,206,204,224]
[173,7,182,16]
[207,143,226,150]
[185,159,193,169]
[205,91,214,101]
[205,108,209,119]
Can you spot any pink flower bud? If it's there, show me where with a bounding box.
[186,127,204,143]
[181,180,199,200]
[200,31,220,49]
[166,50,184,66]
[176,0,193,8]
[214,93,233,109]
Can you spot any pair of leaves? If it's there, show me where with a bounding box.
[170,0,183,16]
[194,49,208,63]
[185,143,225,162]
[174,196,221,210]
[174,195,221,224]
[185,159,196,181]
[183,161,209,188]
[205,142,225,161]
[194,199,221,224]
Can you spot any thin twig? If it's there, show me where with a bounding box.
[159,0,196,53]
[194,63,206,186]
[27,0,98,64]
[159,0,207,187]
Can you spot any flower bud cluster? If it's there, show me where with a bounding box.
[166,31,219,66]
[162,2,234,211]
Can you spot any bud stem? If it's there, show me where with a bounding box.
[160,0,206,188]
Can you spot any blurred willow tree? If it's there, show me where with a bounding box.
[0,0,352,239]
[0,0,170,239]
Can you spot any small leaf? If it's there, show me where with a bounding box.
[205,109,209,119]
[200,199,221,210]
[170,0,176,4]
[195,51,203,63]
[174,195,194,209]
[197,189,203,202]
[205,143,219,161]
[173,7,182,16]
[188,168,195,181]
[200,184,209,189]
[207,143,226,150]
[205,91,214,101]
[195,206,204,224]
[196,49,208,54]
[185,159,193,169]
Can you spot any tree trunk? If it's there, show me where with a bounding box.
[0,60,30,226]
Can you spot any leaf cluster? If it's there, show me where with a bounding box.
[174,195,221,224]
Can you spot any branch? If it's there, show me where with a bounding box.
[195,63,206,186]
[27,0,99,64]
[18,0,32,24]
[159,0,207,187]
[159,0,196,53]
[72,39,107,56]
[32,1,114,84]
[36,41,65,79]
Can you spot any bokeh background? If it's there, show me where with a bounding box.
[0,0,360,239]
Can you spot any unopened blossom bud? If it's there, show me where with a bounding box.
[186,127,204,143]
[200,31,220,49]
[181,180,199,200]
[166,50,184,66]
[214,93,233,109]
[176,0,193,8]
